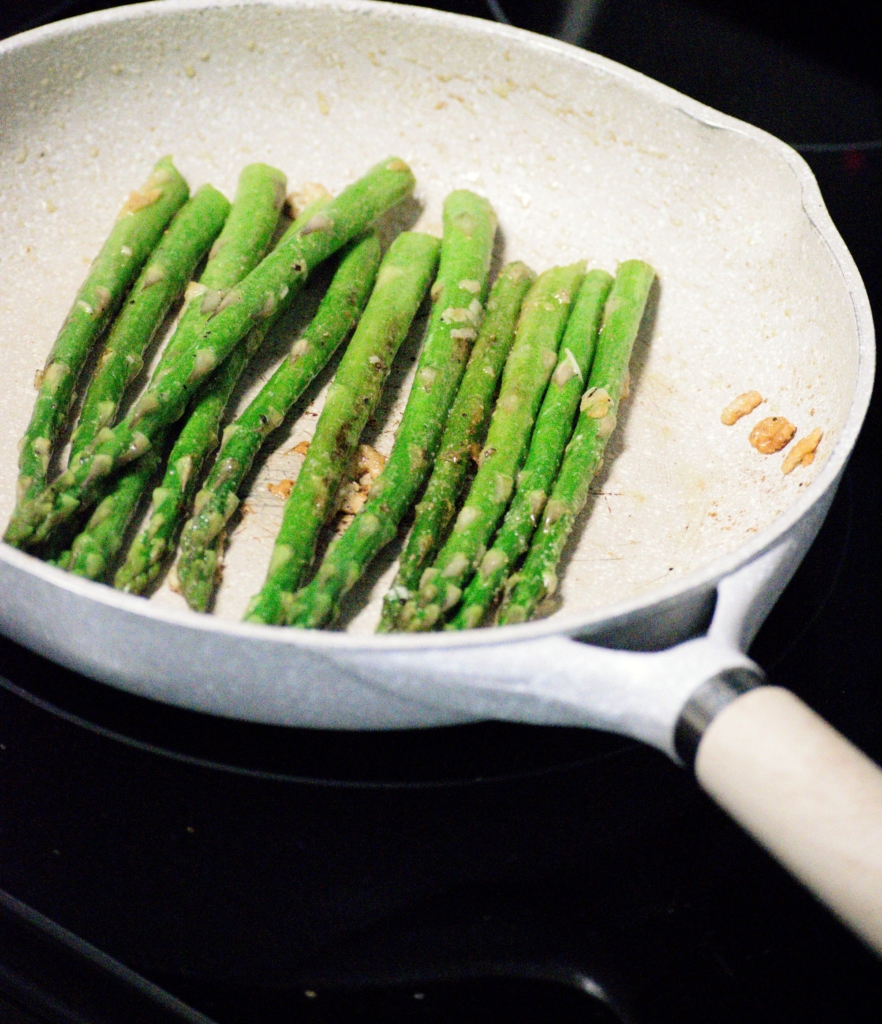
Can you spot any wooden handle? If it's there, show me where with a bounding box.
[695,686,882,955]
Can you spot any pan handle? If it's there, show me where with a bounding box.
[641,534,882,958]
[681,681,882,957]
[668,535,882,957]
[349,541,882,953]
[368,635,882,955]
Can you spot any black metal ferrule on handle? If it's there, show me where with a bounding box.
[674,668,766,771]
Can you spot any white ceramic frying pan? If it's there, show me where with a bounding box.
[1,0,880,954]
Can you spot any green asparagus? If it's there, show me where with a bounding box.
[285,190,498,629]
[114,196,341,597]
[7,162,286,552]
[113,316,268,595]
[377,261,535,632]
[68,185,231,462]
[448,269,613,629]
[73,165,290,581]
[148,163,291,383]
[169,215,374,610]
[5,157,416,551]
[65,430,169,581]
[159,228,382,608]
[399,262,586,631]
[497,259,656,624]
[12,157,188,507]
[244,231,440,625]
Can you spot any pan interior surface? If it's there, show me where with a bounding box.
[0,0,862,636]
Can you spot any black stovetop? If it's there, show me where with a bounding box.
[3,1,882,1021]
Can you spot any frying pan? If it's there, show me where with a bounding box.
[0,0,880,953]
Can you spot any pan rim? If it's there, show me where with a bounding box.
[0,0,875,654]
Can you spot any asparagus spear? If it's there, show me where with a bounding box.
[122,224,378,601]
[5,157,415,550]
[285,190,498,629]
[244,231,440,625]
[53,162,286,573]
[8,162,287,552]
[113,313,270,595]
[12,157,188,507]
[173,229,382,611]
[65,430,169,581]
[114,197,341,597]
[448,269,613,629]
[68,185,231,462]
[398,262,586,632]
[377,261,535,632]
[497,259,656,625]
[148,163,291,383]
[57,166,289,578]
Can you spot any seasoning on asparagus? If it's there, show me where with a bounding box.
[65,430,169,581]
[114,194,341,597]
[11,157,188,509]
[497,259,656,624]
[5,156,416,551]
[285,189,498,629]
[448,269,613,629]
[244,231,440,625]
[168,211,373,609]
[148,163,291,384]
[7,161,287,550]
[399,262,585,631]
[377,261,535,632]
[161,228,382,608]
[52,165,289,587]
[68,185,231,462]
[112,314,272,596]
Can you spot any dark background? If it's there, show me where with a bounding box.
[3,2,882,1022]
[5,0,882,93]
[5,0,882,150]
